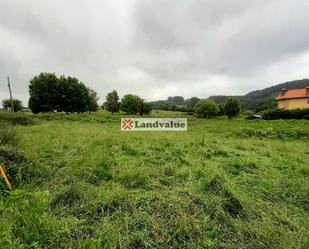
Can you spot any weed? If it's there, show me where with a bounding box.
[227,160,257,175]
[0,147,26,187]
[51,186,83,208]
[118,169,149,188]
[201,175,226,194]
[0,122,18,146]
[223,191,245,218]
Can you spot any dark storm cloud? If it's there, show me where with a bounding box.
[1,0,309,104]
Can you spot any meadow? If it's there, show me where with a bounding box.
[0,110,308,249]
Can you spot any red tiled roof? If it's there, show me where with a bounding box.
[276,87,309,100]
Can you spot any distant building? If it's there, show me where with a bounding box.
[276,87,309,110]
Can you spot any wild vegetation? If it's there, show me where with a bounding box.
[0,111,308,248]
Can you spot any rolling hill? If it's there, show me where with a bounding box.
[150,79,309,112]
[208,79,309,111]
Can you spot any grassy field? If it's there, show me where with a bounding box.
[0,110,308,248]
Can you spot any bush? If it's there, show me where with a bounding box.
[262,108,309,120]
[0,113,35,126]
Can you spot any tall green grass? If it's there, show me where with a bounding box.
[0,111,308,248]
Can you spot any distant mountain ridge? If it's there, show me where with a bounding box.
[209,79,309,101]
[150,79,309,112]
[208,79,309,111]
[244,79,309,99]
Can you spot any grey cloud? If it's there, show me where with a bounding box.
[1,0,309,104]
[133,0,309,78]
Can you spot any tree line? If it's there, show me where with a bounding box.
[104,90,151,115]
[194,98,240,119]
[2,72,241,118]
[149,95,240,118]
[103,91,240,118]
[1,72,152,116]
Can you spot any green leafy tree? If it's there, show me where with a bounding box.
[101,102,106,110]
[106,90,120,113]
[28,73,59,113]
[87,88,99,112]
[194,99,219,118]
[56,76,89,113]
[2,99,23,112]
[121,94,142,114]
[224,97,240,119]
[218,103,225,116]
[28,72,96,113]
[140,100,152,115]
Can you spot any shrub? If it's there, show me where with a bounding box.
[0,113,35,125]
[262,108,309,120]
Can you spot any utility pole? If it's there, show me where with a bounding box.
[7,76,14,112]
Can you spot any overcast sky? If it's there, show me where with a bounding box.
[1,0,309,105]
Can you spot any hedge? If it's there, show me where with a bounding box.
[262,108,309,120]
